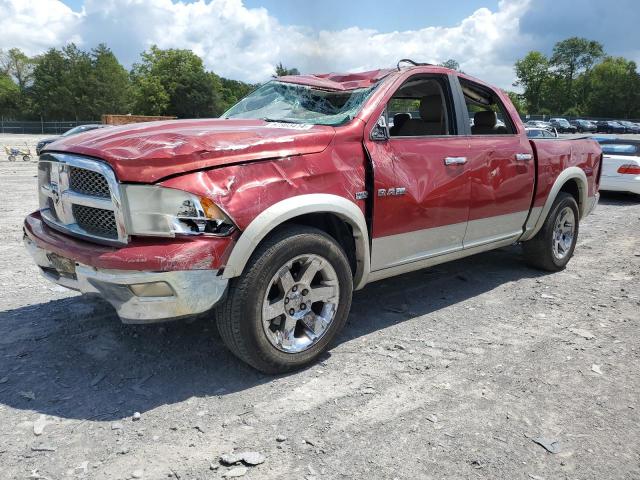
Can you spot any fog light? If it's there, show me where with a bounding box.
[129,281,174,297]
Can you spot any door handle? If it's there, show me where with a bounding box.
[444,157,467,166]
[515,153,533,161]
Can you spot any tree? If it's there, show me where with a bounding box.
[0,48,34,91]
[587,57,640,118]
[30,47,74,119]
[0,72,20,116]
[550,37,604,110]
[439,59,460,71]
[273,62,299,77]
[514,51,550,113]
[506,91,527,114]
[131,46,216,117]
[89,44,131,116]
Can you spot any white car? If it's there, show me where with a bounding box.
[599,141,640,195]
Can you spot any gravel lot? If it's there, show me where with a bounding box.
[0,135,639,479]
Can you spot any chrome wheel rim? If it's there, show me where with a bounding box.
[261,254,340,353]
[552,206,575,260]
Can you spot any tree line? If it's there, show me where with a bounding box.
[512,37,640,118]
[0,44,261,121]
[2,37,638,121]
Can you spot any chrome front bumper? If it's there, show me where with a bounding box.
[24,236,228,324]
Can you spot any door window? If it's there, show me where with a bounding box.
[460,79,516,135]
[386,76,457,137]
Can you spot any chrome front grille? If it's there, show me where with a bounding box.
[38,153,127,245]
[72,205,118,238]
[69,167,111,198]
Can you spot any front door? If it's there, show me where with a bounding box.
[363,73,471,272]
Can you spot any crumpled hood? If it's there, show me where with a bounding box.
[45,118,335,183]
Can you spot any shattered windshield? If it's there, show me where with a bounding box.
[222,81,377,126]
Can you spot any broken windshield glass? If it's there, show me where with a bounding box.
[222,81,378,126]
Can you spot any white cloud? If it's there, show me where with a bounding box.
[0,0,82,55]
[0,0,533,88]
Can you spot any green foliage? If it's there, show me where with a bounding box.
[506,91,527,114]
[89,44,131,116]
[131,46,216,117]
[0,48,34,90]
[273,62,300,77]
[439,59,460,71]
[1,44,260,120]
[515,37,639,119]
[514,51,549,112]
[0,72,20,115]
[587,57,640,118]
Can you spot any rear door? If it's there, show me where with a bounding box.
[363,72,471,272]
[458,77,536,247]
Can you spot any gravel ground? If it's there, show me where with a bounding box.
[0,137,639,479]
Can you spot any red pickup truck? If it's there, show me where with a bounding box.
[24,62,601,373]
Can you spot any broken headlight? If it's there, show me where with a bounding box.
[122,185,235,237]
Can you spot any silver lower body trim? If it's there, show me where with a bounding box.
[367,234,518,283]
[371,210,530,271]
[24,236,227,324]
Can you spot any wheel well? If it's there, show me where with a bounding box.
[559,179,582,211]
[280,213,358,276]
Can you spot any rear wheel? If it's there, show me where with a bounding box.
[215,225,353,373]
[523,192,579,271]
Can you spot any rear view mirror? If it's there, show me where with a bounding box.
[370,115,389,141]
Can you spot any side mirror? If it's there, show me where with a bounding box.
[370,115,389,141]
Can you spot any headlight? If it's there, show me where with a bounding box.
[122,185,235,237]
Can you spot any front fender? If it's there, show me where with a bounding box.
[222,194,371,290]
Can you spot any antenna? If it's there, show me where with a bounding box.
[397,59,433,70]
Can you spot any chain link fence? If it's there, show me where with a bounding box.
[0,119,101,135]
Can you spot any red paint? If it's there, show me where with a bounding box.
[465,135,535,221]
[25,211,237,271]
[160,121,368,231]
[45,119,335,183]
[279,69,395,91]
[31,64,601,274]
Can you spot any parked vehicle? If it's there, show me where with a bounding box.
[595,139,640,195]
[4,144,31,162]
[525,120,554,130]
[549,118,578,133]
[596,120,626,134]
[570,119,597,133]
[24,62,602,372]
[526,127,558,138]
[617,121,640,134]
[36,124,110,155]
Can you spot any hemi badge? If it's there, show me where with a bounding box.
[355,191,368,200]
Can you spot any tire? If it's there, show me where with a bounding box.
[523,192,579,271]
[8,155,16,162]
[215,225,353,373]
[23,155,31,162]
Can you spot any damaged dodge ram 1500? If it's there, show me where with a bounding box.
[24,61,602,373]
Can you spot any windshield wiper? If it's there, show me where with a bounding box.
[262,118,302,124]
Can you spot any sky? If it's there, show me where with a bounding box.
[1,0,639,89]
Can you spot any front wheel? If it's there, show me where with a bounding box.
[8,155,16,162]
[523,192,579,271]
[215,225,353,373]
